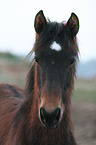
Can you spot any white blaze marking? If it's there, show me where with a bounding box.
[50,41,62,51]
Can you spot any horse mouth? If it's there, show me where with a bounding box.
[40,120,59,129]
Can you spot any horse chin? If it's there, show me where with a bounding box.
[40,120,60,129]
[46,125,58,129]
[42,124,58,129]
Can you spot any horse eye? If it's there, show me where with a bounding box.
[35,57,39,63]
[69,58,75,66]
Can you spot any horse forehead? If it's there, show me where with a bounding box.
[50,41,62,52]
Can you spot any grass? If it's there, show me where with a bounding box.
[72,79,96,102]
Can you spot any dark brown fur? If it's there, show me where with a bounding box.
[0,10,79,145]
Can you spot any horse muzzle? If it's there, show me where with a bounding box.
[39,106,62,128]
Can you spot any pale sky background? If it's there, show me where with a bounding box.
[0,0,96,62]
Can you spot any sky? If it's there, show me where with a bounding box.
[0,0,96,62]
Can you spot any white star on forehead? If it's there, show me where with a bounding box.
[50,41,62,51]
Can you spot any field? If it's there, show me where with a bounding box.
[0,54,96,145]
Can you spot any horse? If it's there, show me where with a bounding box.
[0,10,79,145]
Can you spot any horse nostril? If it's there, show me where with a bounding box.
[40,107,61,127]
[40,107,46,124]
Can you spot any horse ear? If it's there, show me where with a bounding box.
[34,10,47,34]
[67,13,79,37]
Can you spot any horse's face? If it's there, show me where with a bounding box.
[34,10,79,128]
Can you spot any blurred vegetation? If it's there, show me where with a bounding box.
[0,52,28,88]
[0,52,19,58]
[0,52,96,102]
[0,52,25,65]
[72,79,96,102]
